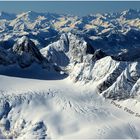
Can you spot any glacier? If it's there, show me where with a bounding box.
[0,9,140,139]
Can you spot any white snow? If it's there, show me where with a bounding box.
[0,72,140,139]
[1,9,140,139]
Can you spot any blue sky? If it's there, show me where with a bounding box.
[0,1,140,16]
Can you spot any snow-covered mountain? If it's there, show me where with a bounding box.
[1,9,140,139]
[12,36,45,68]
[0,9,140,58]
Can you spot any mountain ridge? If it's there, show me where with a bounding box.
[1,9,140,139]
[1,9,140,100]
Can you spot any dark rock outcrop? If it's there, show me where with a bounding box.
[13,36,44,68]
[92,49,107,61]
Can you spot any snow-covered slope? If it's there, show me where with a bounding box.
[1,31,140,100]
[0,75,140,139]
[40,33,94,67]
[102,61,140,99]
[1,72,140,139]
[40,31,140,100]
[0,9,140,58]
[1,9,140,139]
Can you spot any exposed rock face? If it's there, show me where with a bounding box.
[86,43,95,54]
[41,33,95,67]
[102,61,140,99]
[13,36,44,68]
[41,33,111,84]
[0,48,16,65]
[92,49,107,61]
[1,33,140,100]
[0,48,10,65]
[0,8,140,100]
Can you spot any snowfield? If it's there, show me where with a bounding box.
[1,9,140,139]
[0,73,140,139]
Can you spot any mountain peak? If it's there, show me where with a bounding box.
[121,9,140,19]
[17,36,29,44]
[12,36,44,67]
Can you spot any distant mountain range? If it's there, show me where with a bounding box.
[1,9,140,139]
[0,9,140,99]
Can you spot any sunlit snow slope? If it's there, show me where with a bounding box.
[1,9,140,139]
[0,75,140,139]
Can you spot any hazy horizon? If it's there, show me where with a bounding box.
[0,1,140,16]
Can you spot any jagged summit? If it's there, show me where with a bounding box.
[1,9,140,139]
[41,32,95,67]
[0,9,140,99]
[12,36,44,67]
